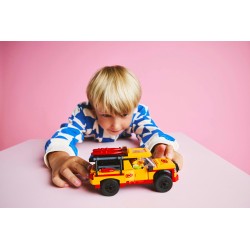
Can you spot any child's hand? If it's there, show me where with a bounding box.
[47,151,92,188]
[152,144,183,171]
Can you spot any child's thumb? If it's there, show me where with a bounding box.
[166,145,174,159]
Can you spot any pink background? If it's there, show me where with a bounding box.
[0,42,250,174]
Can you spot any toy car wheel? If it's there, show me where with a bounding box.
[100,179,120,196]
[154,174,173,192]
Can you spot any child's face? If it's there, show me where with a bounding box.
[95,107,133,136]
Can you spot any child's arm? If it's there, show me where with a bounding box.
[132,104,183,170]
[44,103,93,187]
[47,151,90,187]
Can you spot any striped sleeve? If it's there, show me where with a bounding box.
[44,104,86,166]
[131,104,179,151]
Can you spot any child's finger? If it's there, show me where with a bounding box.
[153,144,166,158]
[52,174,69,188]
[70,161,90,180]
[60,167,82,187]
[172,151,183,171]
[165,145,174,159]
[74,157,93,170]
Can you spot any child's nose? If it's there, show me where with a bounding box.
[111,117,121,129]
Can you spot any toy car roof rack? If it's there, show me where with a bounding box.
[91,146,128,157]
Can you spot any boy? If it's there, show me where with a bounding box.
[44,65,183,188]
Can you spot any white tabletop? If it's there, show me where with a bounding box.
[0,132,249,207]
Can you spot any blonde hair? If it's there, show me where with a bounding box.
[87,65,141,115]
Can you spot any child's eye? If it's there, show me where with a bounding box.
[121,114,128,117]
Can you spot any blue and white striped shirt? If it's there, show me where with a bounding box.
[44,102,178,165]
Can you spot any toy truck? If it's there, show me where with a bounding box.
[89,146,179,196]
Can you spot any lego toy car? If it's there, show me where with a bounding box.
[89,146,179,196]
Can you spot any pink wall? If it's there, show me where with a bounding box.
[1,42,250,174]
[0,43,3,138]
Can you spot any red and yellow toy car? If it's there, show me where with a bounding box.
[89,146,179,196]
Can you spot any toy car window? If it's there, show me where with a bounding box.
[96,159,121,170]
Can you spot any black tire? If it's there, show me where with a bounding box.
[154,174,173,192]
[100,179,120,196]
